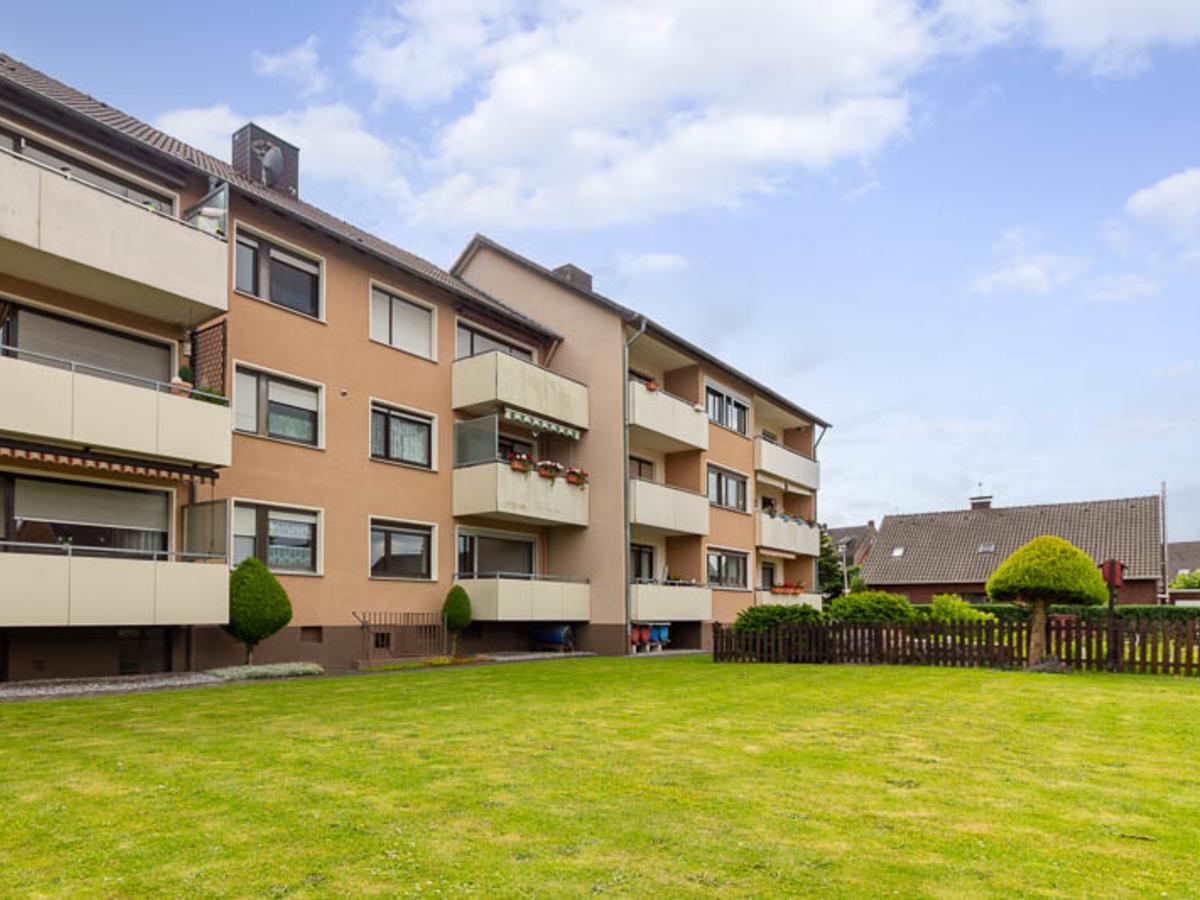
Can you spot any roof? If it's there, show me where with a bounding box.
[0,52,558,340]
[1168,541,1200,578]
[829,523,876,565]
[862,495,1163,586]
[452,234,831,429]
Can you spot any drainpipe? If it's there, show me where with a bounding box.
[623,317,649,653]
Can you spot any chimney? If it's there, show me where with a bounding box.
[970,495,993,510]
[553,263,593,292]
[231,123,300,197]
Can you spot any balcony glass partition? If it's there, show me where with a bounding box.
[454,414,500,467]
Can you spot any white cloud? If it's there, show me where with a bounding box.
[253,36,329,98]
[972,253,1086,295]
[1126,167,1200,237]
[615,252,688,275]
[1089,272,1162,303]
[154,104,242,160]
[1028,0,1200,75]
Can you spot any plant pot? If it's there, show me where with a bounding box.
[169,378,193,397]
[510,461,531,473]
[538,470,559,479]
[566,475,587,487]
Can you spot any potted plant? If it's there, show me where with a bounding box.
[508,452,533,473]
[565,467,589,487]
[536,460,564,479]
[170,364,194,397]
[645,380,662,392]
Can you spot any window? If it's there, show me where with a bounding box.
[761,495,777,515]
[497,434,534,462]
[760,561,777,589]
[16,135,173,213]
[978,542,996,554]
[761,429,778,444]
[707,548,748,589]
[370,286,434,359]
[629,456,654,481]
[370,519,433,580]
[3,475,168,559]
[300,626,324,643]
[707,466,747,512]
[456,322,533,362]
[235,367,320,446]
[706,384,749,435]
[374,632,391,650]
[235,230,321,318]
[371,403,433,468]
[891,547,905,558]
[630,544,655,582]
[233,503,319,573]
[457,533,535,578]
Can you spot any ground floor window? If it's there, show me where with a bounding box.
[630,543,655,582]
[370,519,433,579]
[457,532,535,578]
[233,503,319,573]
[707,548,748,589]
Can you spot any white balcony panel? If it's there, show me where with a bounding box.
[628,479,709,536]
[454,462,589,527]
[756,513,821,556]
[456,577,591,621]
[630,584,712,622]
[754,437,820,491]
[155,562,228,624]
[754,590,823,610]
[627,381,708,452]
[0,552,70,626]
[0,152,227,325]
[452,352,588,430]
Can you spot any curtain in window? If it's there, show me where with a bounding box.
[390,415,429,465]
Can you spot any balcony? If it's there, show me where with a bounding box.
[756,513,820,556]
[455,575,590,621]
[628,478,710,536]
[754,437,820,491]
[0,545,227,627]
[0,349,232,467]
[627,380,708,452]
[0,151,227,326]
[631,583,712,621]
[454,461,589,526]
[453,351,588,431]
[754,590,823,610]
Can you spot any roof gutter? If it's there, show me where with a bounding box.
[623,316,649,652]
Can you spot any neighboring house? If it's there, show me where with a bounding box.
[829,521,876,569]
[1167,541,1200,586]
[862,495,1164,605]
[0,53,828,681]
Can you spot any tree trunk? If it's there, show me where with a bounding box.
[450,631,458,660]
[1027,600,1048,668]
[245,642,254,665]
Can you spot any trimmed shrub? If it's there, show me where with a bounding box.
[828,591,916,623]
[972,603,1200,623]
[443,585,472,657]
[929,593,997,624]
[732,603,823,633]
[225,557,292,664]
[973,603,1029,622]
[209,662,323,681]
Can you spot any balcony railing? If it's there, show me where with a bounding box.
[627,380,708,451]
[0,540,228,627]
[756,511,821,555]
[452,350,589,431]
[453,461,589,526]
[0,149,228,324]
[754,589,823,610]
[453,573,591,621]
[630,582,713,621]
[754,436,820,490]
[0,345,232,467]
[628,477,710,535]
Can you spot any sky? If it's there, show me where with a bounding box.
[5,0,1199,538]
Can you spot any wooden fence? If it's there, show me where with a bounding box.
[712,618,1200,676]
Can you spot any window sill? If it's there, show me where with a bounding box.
[710,586,752,593]
[232,566,323,578]
[234,430,324,452]
[369,455,437,473]
[708,421,751,440]
[369,575,436,583]
[368,337,437,364]
[233,289,325,324]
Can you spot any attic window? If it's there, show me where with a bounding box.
[978,543,996,554]
[891,547,905,558]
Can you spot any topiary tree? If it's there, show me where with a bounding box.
[828,590,915,622]
[986,536,1107,667]
[225,557,292,664]
[443,585,472,658]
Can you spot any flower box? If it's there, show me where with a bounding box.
[535,461,564,479]
[508,453,533,473]
[565,467,589,488]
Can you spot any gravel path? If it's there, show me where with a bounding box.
[0,671,222,703]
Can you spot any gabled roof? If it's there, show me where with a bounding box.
[0,52,558,340]
[452,234,831,429]
[862,495,1163,586]
[829,523,876,565]
[1169,541,1200,579]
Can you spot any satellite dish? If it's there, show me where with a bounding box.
[251,139,285,187]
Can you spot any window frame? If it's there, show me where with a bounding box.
[370,281,438,362]
[232,223,325,322]
[705,381,750,436]
[368,517,436,582]
[230,500,322,576]
[454,318,535,363]
[369,399,437,470]
[707,464,748,512]
[456,528,538,579]
[630,543,656,583]
[629,456,655,481]
[707,547,749,590]
[233,363,324,449]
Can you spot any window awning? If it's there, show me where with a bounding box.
[0,438,219,484]
[503,407,581,440]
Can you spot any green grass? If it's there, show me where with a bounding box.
[3,658,1200,897]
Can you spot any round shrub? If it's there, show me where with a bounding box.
[828,591,915,622]
[225,557,292,664]
[986,536,1107,606]
[732,603,823,633]
[443,585,472,656]
[929,593,997,624]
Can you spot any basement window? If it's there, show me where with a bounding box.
[891,547,905,557]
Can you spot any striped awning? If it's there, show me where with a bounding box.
[503,408,581,440]
[0,439,219,484]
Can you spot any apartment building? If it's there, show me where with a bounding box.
[0,54,828,680]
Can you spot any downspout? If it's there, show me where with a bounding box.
[623,317,649,653]
[1161,481,1169,605]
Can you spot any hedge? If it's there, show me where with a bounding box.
[733,603,823,633]
[828,591,916,623]
[970,603,1200,623]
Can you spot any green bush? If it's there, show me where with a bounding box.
[849,573,868,593]
[973,603,1029,622]
[225,557,292,664]
[732,603,823,633]
[986,536,1107,606]
[829,591,916,623]
[972,603,1200,623]
[929,593,997,624]
[443,585,472,656]
[1171,570,1200,589]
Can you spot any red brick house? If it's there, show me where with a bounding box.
[862,495,1164,605]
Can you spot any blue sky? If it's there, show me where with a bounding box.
[6,1,1199,537]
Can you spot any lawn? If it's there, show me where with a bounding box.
[3,658,1199,897]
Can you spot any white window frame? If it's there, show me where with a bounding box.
[370,280,438,362]
[704,378,751,437]
[368,396,438,471]
[231,360,326,450]
[228,497,324,577]
[367,516,438,582]
[231,221,327,323]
